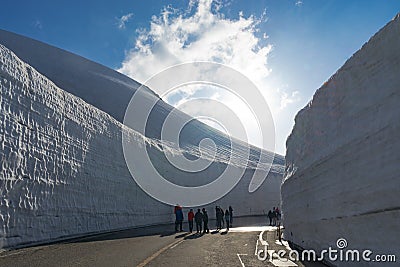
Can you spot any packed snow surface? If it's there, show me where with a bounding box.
[282,14,400,266]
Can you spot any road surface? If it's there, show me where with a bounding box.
[0,216,326,267]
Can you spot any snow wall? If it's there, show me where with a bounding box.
[0,37,283,248]
[282,14,400,266]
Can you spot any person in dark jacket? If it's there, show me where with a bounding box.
[175,205,184,232]
[195,209,203,234]
[215,206,222,230]
[229,206,233,225]
[276,206,281,221]
[272,207,277,226]
[202,208,209,233]
[188,209,194,233]
[225,209,230,231]
[220,207,225,228]
[267,210,273,226]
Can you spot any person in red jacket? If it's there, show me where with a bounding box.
[188,209,194,233]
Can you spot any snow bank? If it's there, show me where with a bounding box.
[0,43,172,248]
[0,35,283,248]
[282,14,400,266]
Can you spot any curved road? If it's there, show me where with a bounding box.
[0,216,325,267]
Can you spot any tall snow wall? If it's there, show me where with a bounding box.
[281,14,400,266]
[0,44,171,248]
[0,40,283,249]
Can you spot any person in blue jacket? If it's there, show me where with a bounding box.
[175,205,184,232]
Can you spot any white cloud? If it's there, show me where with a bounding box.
[117,13,133,29]
[280,90,300,109]
[295,1,303,7]
[118,0,301,154]
[118,0,271,86]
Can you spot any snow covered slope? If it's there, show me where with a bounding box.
[0,32,283,248]
[282,14,400,266]
[0,28,281,177]
[0,29,155,123]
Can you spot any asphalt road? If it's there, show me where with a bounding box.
[0,216,326,267]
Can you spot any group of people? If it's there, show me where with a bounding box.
[191,208,209,233]
[176,205,281,233]
[267,206,281,226]
[215,206,233,231]
[174,205,233,234]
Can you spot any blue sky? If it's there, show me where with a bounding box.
[1,0,399,155]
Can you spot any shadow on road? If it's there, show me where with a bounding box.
[65,223,178,244]
[175,233,189,239]
[183,233,204,240]
[56,216,269,245]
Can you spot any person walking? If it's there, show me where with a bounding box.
[225,209,230,231]
[175,205,184,232]
[229,206,233,225]
[188,209,194,233]
[202,208,209,233]
[195,209,203,234]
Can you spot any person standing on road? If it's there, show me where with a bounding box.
[175,205,184,232]
[215,206,222,230]
[225,209,230,231]
[276,206,281,222]
[267,210,273,226]
[202,208,209,233]
[195,209,203,234]
[229,206,233,225]
[272,207,277,226]
[219,207,225,228]
[188,209,194,233]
